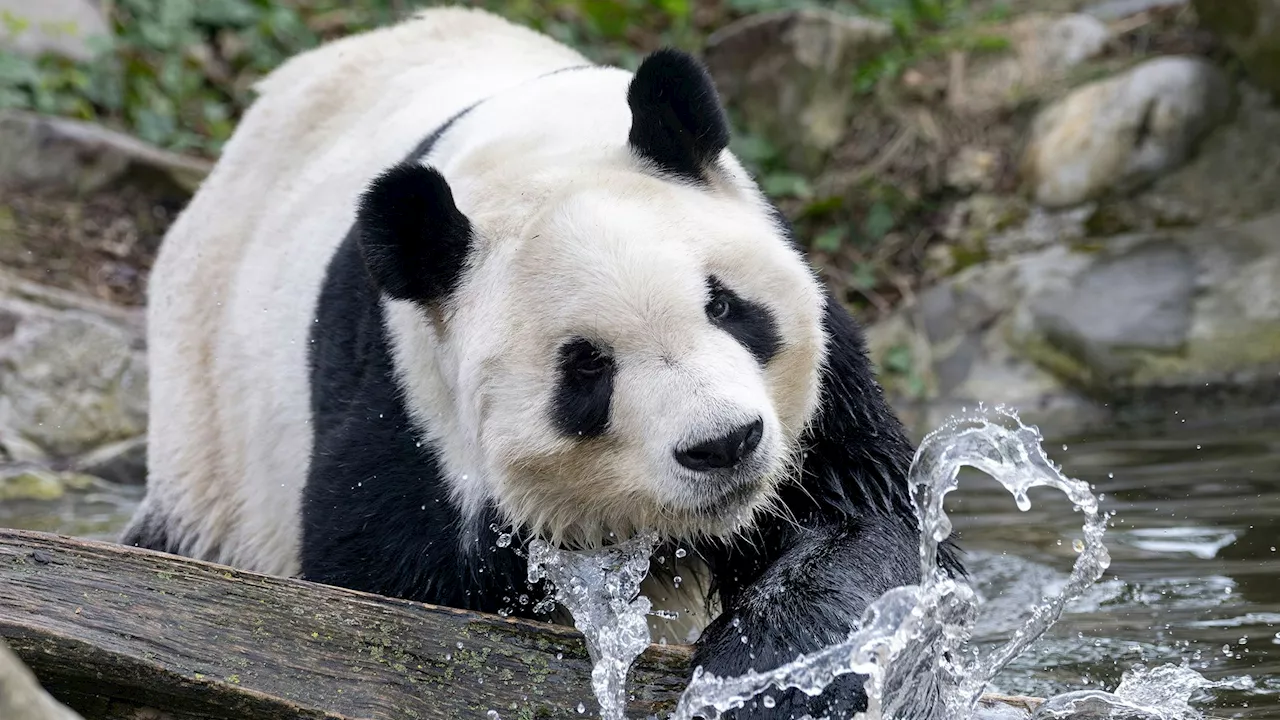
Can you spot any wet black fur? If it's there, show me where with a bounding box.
[125,49,964,719]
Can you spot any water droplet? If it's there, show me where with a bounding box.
[496,532,512,548]
[1238,636,1248,645]
[675,547,687,558]
[762,696,776,708]
[457,642,464,649]
[576,702,586,714]
[487,711,501,720]
[672,575,682,587]
[1072,538,1085,553]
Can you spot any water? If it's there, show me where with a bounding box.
[667,406,1126,720]
[528,407,1271,719]
[528,529,660,720]
[3,409,1277,717]
[956,409,1280,719]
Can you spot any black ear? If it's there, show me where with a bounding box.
[626,48,731,183]
[355,162,473,304]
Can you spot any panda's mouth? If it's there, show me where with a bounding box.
[684,472,768,516]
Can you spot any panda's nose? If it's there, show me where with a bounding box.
[674,418,764,472]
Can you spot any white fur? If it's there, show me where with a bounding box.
[134,7,828,640]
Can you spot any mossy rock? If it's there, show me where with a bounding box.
[0,467,102,501]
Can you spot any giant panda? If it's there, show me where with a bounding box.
[121,6,961,718]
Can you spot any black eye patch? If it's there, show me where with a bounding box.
[706,276,782,365]
[551,338,615,438]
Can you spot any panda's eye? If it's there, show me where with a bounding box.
[563,339,613,379]
[706,291,732,323]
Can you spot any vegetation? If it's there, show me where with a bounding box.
[0,0,999,155]
[0,0,1011,328]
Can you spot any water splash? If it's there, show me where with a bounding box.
[532,406,1251,720]
[527,530,659,720]
[672,406,1112,720]
[1027,663,1255,719]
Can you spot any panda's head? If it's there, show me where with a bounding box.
[358,50,828,548]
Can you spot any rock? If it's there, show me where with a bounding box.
[1085,0,1187,21]
[71,435,146,486]
[1192,0,1280,97]
[1027,240,1195,384]
[948,13,1111,116]
[0,110,212,199]
[703,8,894,173]
[1021,56,1233,208]
[0,270,146,458]
[0,466,97,502]
[1145,83,1280,224]
[870,211,1280,438]
[0,0,109,62]
[945,146,1002,192]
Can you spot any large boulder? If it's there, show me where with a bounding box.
[1192,0,1280,97]
[702,8,894,174]
[1020,56,1233,208]
[0,270,146,460]
[868,212,1280,438]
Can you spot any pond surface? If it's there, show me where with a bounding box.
[1,409,1277,717]
[954,409,1280,718]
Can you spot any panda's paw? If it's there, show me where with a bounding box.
[694,670,868,720]
[689,609,868,720]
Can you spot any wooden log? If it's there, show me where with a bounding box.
[0,529,1038,719]
[0,638,85,720]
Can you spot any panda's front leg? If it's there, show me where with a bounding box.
[690,514,939,719]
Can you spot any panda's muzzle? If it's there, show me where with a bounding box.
[673,418,764,472]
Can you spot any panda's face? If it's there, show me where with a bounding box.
[366,49,831,547]
[446,172,827,546]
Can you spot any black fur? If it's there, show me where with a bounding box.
[707,275,782,365]
[119,503,185,556]
[551,338,616,438]
[303,221,539,610]
[298,50,962,720]
[626,48,730,184]
[356,163,473,304]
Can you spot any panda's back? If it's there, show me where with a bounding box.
[138,7,590,575]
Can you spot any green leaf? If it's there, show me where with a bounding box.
[883,344,913,374]
[193,0,261,27]
[813,226,845,253]
[850,262,878,290]
[762,172,813,200]
[863,202,895,242]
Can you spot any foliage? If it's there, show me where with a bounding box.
[0,0,1005,323]
[0,0,708,156]
[0,0,999,158]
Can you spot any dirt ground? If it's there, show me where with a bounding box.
[0,187,180,307]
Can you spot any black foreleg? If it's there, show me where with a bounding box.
[692,515,950,719]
